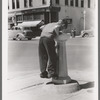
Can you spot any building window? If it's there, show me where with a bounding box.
[24,0,28,7]
[65,0,68,5]
[16,0,20,8]
[16,15,22,22]
[8,4,9,9]
[75,0,78,7]
[34,15,40,20]
[8,17,12,23]
[70,0,74,6]
[27,14,33,21]
[42,0,46,4]
[88,0,90,8]
[23,14,33,21]
[29,0,33,7]
[81,0,84,7]
[12,0,15,9]
[56,0,59,5]
[8,0,9,9]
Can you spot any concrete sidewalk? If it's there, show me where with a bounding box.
[7,69,95,100]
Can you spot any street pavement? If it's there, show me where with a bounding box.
[7,69,95,100]
[6,37,97,100]
[8,36,95,73]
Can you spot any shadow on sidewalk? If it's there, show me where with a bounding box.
[46,80,94,89]
[80,81,94,89]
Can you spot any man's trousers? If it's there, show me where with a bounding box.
[39,37,57,75]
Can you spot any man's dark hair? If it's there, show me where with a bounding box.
[62,18,68,28]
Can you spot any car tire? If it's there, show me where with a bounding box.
[16,35,22,41]
[82,33,89,37]
[13,38,16,40]
[28,38,32,40]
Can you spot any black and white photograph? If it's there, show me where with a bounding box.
[2,0,98,100]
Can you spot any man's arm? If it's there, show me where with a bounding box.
[40,25,46,30]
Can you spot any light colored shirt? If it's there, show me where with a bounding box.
[41,22,60,38]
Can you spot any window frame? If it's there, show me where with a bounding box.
[29,0,33,7]
[75,0,78,7]
[16,0,20,9]
[81,0,84,7]
[70,0,74,6]
[88,0,91,8]
[8,0,9,9]
[24,0,28,8]
[42,0,46,5]
[65,0,69,6]
[55,0,59,5]
[12,0,15,9]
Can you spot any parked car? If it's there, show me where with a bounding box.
[8,26,36,40]
[81,29,94,37]
[8,20,44,40]
[18,20,44,37]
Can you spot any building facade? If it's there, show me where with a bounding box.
[8,0,96,33]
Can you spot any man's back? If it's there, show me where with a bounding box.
[41,22,59,37]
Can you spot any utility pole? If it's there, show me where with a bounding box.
[83,10,86,30]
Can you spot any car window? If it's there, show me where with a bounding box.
[23,27,31,30]
[11,27,14,30]
[15,27,18,30]
[14,27,21,30]
[17,27,21,30]
[11,26,32,30]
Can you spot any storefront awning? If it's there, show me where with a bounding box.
[18,20,44,27]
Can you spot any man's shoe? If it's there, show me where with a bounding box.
[40,71,48,78]
[48,74,58,79]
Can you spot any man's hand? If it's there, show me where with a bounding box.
[59,31,63,35]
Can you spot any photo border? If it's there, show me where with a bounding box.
[1,0,99,100]
[0,0,2,100]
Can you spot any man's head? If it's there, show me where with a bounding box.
[57,18,68,29]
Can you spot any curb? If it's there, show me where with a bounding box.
[42,80,80,94]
